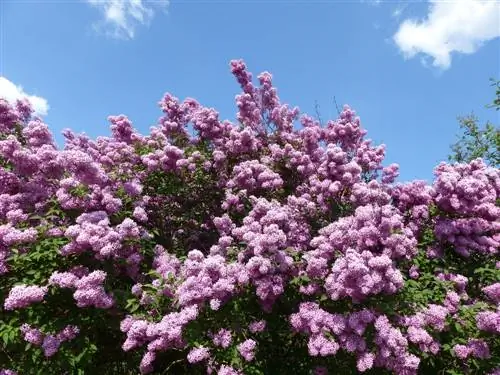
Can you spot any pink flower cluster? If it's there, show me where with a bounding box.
[453,339,491,360]
[4,285,48,310]
[49,269,114,309]
[324,249,404,302]
[120,305,199,373]
[432,160,499,257]
[227,159,283,192]
[20,324,79,357]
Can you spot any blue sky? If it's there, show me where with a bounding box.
[1,0,499,182]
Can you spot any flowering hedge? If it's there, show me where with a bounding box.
[0,60,499,375]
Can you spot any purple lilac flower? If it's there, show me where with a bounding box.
[237,339,257,362]
[248,320,266,333]
[483,283,500,303]
[187,347,210,363]
[41,335,61,357]
[4,285,48,310]
[218,365,243,375]
[212,329,232,348]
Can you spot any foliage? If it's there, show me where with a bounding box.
[449,79,499,167]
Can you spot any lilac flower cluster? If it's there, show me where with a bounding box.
[62,211,142,260]
[226,160,283,192]
[120,305,200,373]
[324,249,404,302]
[432,160,499,257]
[237,339,257,362]
[291,303,385,372]
[211,328,232,348]
[483,283,500,304]
[453,339,491,360]
[49,269,114,309]
[476,310,500,334]
[175,250,249,308]
[4,285,48,310]
[20,324,79,357]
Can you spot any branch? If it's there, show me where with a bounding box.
[333,96,341,116]
[314,100,323,126]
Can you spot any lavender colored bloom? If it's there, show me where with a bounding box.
[357,352,375,372]
[131,283,143,297]
[212,328,232,348]
[467,339,490,359]
[187,347,210,363]
[218,365,243,375]
[237,339,257,362]
[248,320,266,333]
[139,351,156,374]
[133,206,148,222]
[73,270,114,309]
[476,310,500,333]
[323,249,404,303]
[409,265,420,279]
[42,335,61,357]
[56,325,80,342]
[4,285,48,310]
[19,322,78,358]
[49,271,79,288]
[210,298,221,310]
[482,282,500,303]
[20,324,44,345]
[443,291,461,313]
[308,334,339,356]
[453,344,471,359]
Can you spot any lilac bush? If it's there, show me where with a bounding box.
[0,60,498,375]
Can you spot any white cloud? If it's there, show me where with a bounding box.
[0,77,49,117]
[393,0,500,69]
[87,0,169,39]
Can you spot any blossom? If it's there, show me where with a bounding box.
[212,329,232,348]
[4,285,48,310]
[187,347,210,363]
[249,320,266,333]
[237,339,257,362]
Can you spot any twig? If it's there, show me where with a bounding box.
[314,100,323,126]
[333,96,341,116]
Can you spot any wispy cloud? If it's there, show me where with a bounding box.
[364,0,382,6]
[0,77,49,116]
[393,0,500,70]
[87,0,169,40]
[391,4,408,20]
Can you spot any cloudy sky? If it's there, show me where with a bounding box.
[1,0,499,181]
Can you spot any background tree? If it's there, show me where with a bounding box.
[449,79,499,167]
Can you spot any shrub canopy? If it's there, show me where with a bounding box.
[0,60,499,375]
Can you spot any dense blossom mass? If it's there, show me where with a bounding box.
[0,60,498,375]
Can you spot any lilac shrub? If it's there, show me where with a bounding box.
[0,60,498,375]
